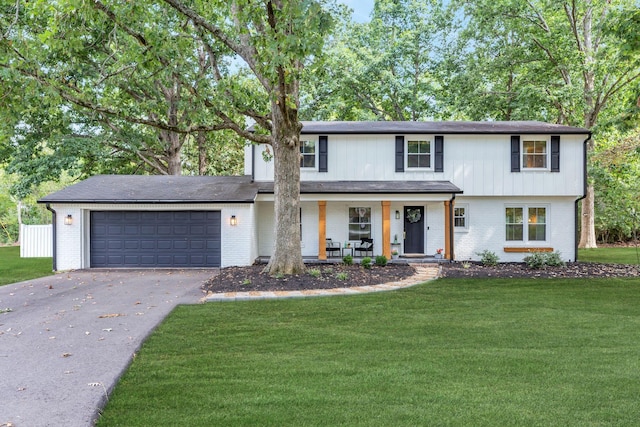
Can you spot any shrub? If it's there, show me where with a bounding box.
[545,251,566,267]
[343,254,353,265]
[308,268,321,278]
[476,250,499,266]
[375,255,388,266]
[523,252,546,269]
[524,251,566,269]
[335,272,348,280]
[361,257,372,269]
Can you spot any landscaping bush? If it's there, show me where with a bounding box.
[375,255,388,266]
[361,257,372,269]
[343,254,353,265]
[524,251,566,269]
[476,250,499,266]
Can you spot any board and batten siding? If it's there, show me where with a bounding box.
[247,134,585,197]
[48,203,256,270]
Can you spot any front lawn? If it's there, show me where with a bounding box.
[0,246,53,286]
[579,246,640,264]
[98,277,640,426]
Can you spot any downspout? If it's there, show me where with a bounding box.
[449,193,456,261]
[575,132,592,262]
[45,204,57,271]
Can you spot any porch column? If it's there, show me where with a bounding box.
[318,201,327,260]
[444,200,454,260]
[382,201,391,259]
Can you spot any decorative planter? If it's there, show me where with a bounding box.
[434,253,443,259]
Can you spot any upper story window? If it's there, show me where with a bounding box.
[300,140,316,168]
[523,139,547,169]
[407,140,431,168]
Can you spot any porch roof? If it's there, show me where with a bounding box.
[258,180,462,195]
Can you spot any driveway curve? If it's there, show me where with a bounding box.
[0,269,214,427]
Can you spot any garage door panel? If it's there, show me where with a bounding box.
[91,211,220,268]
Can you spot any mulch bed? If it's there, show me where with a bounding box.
[442,262,640,279]
[203,263,415,293]
[202,261,640,294]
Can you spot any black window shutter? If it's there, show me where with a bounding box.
[395,136,404,172]
[511,136,520,172]
[434,135,444,172]
[550,135,560,172]
[318,135,328,172]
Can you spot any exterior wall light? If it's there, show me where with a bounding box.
[64,214,73,225]
[395,210,400,220]
[230,215,237,226]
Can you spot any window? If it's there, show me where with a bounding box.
[528,207,546,241]
[454,205,468,230]
[523,140,547,169]
[407,140,431,168]
[506,206,547,241]
[349,207,371,240]
[300,140,316,168]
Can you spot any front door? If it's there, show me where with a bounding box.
[404,206,425,254]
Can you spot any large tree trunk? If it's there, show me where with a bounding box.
[579,184,598,248]
[197,131,207,175]
[264,102,305,275]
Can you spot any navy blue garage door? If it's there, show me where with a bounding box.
[90,211,221,268]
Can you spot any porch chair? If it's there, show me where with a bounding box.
[354,238,374,257]
[326,238,342,257]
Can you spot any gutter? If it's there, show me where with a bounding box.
[45,204,57,272]
[575,132,592,262]
[449,193,456,261]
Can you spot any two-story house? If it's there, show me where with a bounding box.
[39,121,590,271]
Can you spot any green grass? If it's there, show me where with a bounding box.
[579,246,640,264]
[98,277,640,426]
[0,246,53,286]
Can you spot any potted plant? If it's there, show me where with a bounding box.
[435,248,444,259]
[391,249,399,259]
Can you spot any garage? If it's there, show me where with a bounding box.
[90,211,221,268]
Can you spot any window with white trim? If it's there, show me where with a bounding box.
[300,140,316,168]
[522,139,547,169]
[348,207,371,240]
[454,205,468,230]
[506,206,547,242]
[407,140,431,168]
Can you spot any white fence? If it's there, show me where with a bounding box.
[20,224,53,258]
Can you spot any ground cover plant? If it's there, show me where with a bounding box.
[0,246,52,286]
[98,276,640,426]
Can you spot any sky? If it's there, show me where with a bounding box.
[340,0,375,22]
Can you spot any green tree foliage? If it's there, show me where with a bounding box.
[302,0,454,121]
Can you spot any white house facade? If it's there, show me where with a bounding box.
[40,121,590,270]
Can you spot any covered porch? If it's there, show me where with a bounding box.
[255,180,462,262]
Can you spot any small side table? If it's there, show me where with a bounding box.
[342,247,354,257]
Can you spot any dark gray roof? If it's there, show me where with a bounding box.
[300,121,590,135]
[258,181,462,194]
[38,175,259,204]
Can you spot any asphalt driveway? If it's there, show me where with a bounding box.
[0,269,214,427]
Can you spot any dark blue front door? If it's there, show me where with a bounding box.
[404,206,424,254]
[90,211,220,268]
